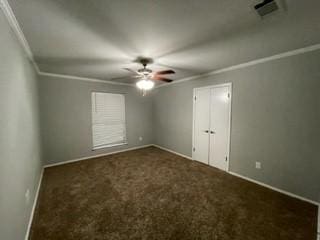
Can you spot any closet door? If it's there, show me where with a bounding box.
[209,86,231,171]
[193,88,211,164]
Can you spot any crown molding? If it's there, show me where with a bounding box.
[0,0,37,66]
[2,0,320,88]
[0,0,133,86]
[156,43,320,89]
[38,71,134,86]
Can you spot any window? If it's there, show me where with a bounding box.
[91,92,127,149]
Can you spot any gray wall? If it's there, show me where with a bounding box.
[0,11,43,240]
[153,50,320,202]
[39,75,153,165]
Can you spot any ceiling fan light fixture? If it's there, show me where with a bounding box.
[136,79,154,90]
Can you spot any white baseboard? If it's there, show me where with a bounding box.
[152,144,193,160]
[152,144,319,207]
[25,168,44,240]
[26,145,153,238]
[318,208,320,238]
[44,144,153,168]
[26,145,319,239]
[228,171,319,207]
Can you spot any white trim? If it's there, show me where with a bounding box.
[192,88,196,161]
[226,84,232,172]
[228,171,320,207]
[92,142,128,150]
[155,43,320,89]
[44,144,153,168]
[25,145,320,240]
[152,145,320,206]
[0,0,40,74]
[25,168,44,240]
[0,0,33,60]
[318,207,320,237]
[152,144,193,160]
[38,72,134,86]
[0,0,134,86]
[192,83,232,172]
[2,0,320,88]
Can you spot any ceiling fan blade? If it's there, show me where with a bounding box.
[111,75,140,81]
[155,69,175,75]
[152,76,173,82]
[123,68,138,74]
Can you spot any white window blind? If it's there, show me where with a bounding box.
[91,92,127,149]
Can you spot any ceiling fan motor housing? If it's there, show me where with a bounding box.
[137,68,152,77]
[138,68,152,73]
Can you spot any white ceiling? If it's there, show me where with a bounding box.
[8,0,320,84]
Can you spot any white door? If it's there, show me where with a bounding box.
[209,86,230,171]
[193,88,211,164]
[193,84,231,171]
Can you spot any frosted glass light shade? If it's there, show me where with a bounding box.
[136,79,154,90]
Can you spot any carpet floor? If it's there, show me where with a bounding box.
[30,146,318,240]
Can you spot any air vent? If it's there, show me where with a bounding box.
[254,0,279,17]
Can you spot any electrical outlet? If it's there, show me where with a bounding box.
[255,162,261,169]
[139,136,143,141]
[25,189,30,204]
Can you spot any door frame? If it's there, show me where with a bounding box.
[192,83,232,172]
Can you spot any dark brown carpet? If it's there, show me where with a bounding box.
[30,147,318,240]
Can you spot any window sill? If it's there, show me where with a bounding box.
[92,142,128,151]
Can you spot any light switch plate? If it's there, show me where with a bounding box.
[255,162,261,169]
[25,189,30,204]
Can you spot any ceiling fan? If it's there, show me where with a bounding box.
[123,57,175,95]
[124,57,175,82]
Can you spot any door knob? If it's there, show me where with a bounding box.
[210,131,215,134]
[204,130,209,133]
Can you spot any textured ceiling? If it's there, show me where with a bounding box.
[8,0,320,84]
